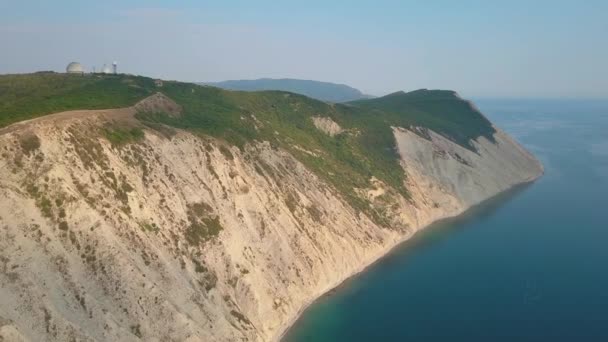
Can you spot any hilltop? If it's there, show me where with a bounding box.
[202,78,374,103]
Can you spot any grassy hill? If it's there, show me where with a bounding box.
[203,78,373,103]
[347,89,496,149]
[0,72,157,127]
[0,72,496,223]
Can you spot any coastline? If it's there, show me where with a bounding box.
[275,173,542,342]
[0,98,545,341]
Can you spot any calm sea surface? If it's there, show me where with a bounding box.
[284,99,608,342]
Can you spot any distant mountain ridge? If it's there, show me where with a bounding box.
[202,78,374,103]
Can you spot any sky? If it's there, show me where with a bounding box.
[1,0,607,98]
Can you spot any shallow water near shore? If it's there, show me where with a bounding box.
[284,99,608,342]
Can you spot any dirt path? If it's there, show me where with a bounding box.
[0,92,179,137]
[0,107,137,136]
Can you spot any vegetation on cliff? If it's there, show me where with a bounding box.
[0,73,496,223]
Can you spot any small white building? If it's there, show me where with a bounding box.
[101,64,112,74]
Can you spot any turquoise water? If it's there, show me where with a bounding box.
[284,100,608,341]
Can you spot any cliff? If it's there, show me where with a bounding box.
[0,74,542,341]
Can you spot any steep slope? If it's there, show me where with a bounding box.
[0,74,542,341]
[203,78,373,103]
[347,89,496,149]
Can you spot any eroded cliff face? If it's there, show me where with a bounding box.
[0,109,542,341]
[393,126,543,213]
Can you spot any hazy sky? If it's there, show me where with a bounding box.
[1,0,607,98]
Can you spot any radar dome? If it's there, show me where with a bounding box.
[66,62,84,74]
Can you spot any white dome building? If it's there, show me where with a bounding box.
[101,64,112,74]
[66,62,84,74]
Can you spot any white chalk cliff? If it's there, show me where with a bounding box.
[0,103,542,341]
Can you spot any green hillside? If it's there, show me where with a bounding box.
[0,73,156,127]
[347,90,496,148]
[0,73,496,224]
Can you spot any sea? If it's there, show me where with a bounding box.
[284,99,608,342]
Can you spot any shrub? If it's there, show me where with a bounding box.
[139,222,159,233]
[285,192,298,213]
[19,134,41,155]
[192,258,207,273]
[130,324,142,338]
[58,221,69,231]
[218,145,234,160]
[103,126,145,146]
[185,217,223,245]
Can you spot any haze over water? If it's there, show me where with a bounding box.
[284,99,608,341]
